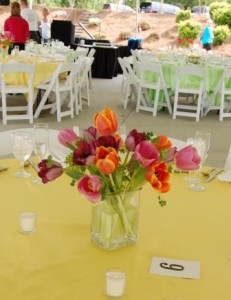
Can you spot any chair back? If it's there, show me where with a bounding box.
[1,63,35,125]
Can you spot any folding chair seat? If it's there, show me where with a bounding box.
[0,63,35,125]
[33,62,77,122]
[172,65,205,122]
[136,62,172,116]
[118,57,138,109]
[204,69,231,121]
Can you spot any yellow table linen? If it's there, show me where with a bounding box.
[0,56,64,87]
[1,158,231,300]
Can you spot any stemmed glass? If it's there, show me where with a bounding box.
[33,123,49,184]
[189,131,210,191]
[183,137,196,183]
[11,131,34,178]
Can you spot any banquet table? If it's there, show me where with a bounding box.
[1,158,231,300]
[0,54,66,87]
[73,44,131,79]
[144,58,230,108]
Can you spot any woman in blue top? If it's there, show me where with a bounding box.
[200,19,214,51]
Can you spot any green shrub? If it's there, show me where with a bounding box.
[175,10,191,24]
[213,25,231,46]
[177,20,201,40]
[209,2,229,20]
[140,21,151,31]
[212,6,231,27]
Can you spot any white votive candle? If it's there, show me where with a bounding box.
[19,212,36,234]
[105,269,126,297]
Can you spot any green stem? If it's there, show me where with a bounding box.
[109,174,133,237]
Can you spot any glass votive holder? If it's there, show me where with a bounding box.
[19,211,36,234]
[105,268,126,297]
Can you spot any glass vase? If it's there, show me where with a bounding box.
[1,45,9,58]
[91,190,140,251]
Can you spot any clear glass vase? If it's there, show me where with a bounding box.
[91,190,140,251]
[1,45,9,58]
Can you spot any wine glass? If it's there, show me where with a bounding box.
[33,123,49,184]
[189,131,210,191]
[183,137,196,183]
[11,131,34,178]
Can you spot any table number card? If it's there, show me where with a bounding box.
[150,257,200,279]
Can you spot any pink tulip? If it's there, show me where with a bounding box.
[125,129,146,152]
[174,145,201,171]
[38,159,63,183]
[134,140,160,168]
[77,175,102,203]
[58,129,78,148]
[83,126,97,143]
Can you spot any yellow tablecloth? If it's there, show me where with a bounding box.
[1,158,231,300]
[0,55,64,87]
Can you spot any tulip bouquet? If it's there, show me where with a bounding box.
[38,108,200,250]
[0,33,14,53]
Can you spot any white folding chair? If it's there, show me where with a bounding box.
[130,49,141,75]
[172,65,205,122]
[72,47,89,62]
[87,48,96,89]
[136,62,172,116]
[0,63,35,125]
[118,57,138,109]
[204,69,231,121]
[33,62,77,122]
[73,56,94,114]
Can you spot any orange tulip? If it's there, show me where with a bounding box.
[155,135,172,151]
[146,162,170,193]
[95,146,119,174]
[94,108,118,136]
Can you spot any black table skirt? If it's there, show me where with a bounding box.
[72,43,131,79]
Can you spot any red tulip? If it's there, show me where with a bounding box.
[134,141,159,168]
[146,162,171,193]
[58,129,78,148]
[95,135,119,150]
[125,129,146,151]
[38,159,63,184]
[174,145,201,171]
[94,108,118,136]
[73,140,95,166]
[77,175,102,203]
[95,146,119,174]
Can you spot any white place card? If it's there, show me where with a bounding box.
[150,257,200,279]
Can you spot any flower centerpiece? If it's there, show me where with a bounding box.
[38,108,200,250]
[0,33,14,57]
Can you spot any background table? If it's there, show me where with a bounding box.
[73,44,131,79]
[1,158,231,299]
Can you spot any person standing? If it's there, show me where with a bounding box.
[4,1,30,51]
[200,19,214,51]
[40,7,51,44]
[20,0,41,44]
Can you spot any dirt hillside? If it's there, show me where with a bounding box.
[1,5,231,56]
